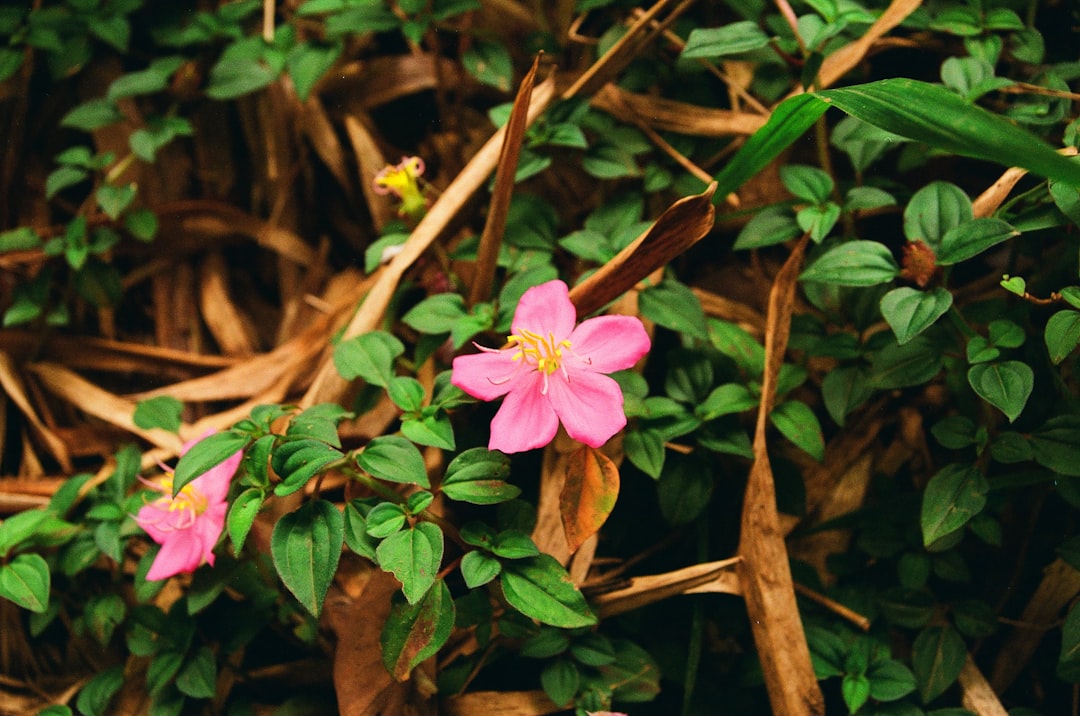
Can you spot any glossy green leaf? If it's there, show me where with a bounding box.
[733,206,801,250]
[912,625,966,703]
[173,430,249,495]
[867,659,917,701]
[460,550,502,588]
[271,438,343,497]
[1046,309,1080,364]
[359,435,429,488]
[842,672,871,714]
[1030,416,1080,476]
[381,579,455,680]
[638,278,707,340]
[880,287,953,345]
[936,218,1019,265]
[133,395,183,433]
[781,164,834,204]
[967,361,1033,422]
[376,521,443,604]
[343,499,378,561]
[500,554,597,628]
[75,665,123,716]
[271,499,344,617]
[0,552,50,612]
[401,410,456,450]
[697,383,759,420]
[227,487,263,554]
[800,240,899,286]
[541,658,580,708]
[333,330,405,387]
[402,293,468,335]
[904,181,973,250]
[870,336,944,390]
[770,400,825,461]
[681,21,771,59]
[441,448,519,504]
[815,79,1080,187]
[286,41,341,101]
[921,464,988,547]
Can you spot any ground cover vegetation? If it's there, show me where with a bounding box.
[0,0,1079,714]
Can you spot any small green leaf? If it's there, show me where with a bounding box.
[75,665,123,716]
[227,488,263,554]
[172,430,249,495]
[376,522,444,604]
[381,579,455,680]
[800,240,899,286]
[402,293,468,335]
[770,400,825,461]
[286,41,342,101]
[176,646,217,699]
[912,625,967,703]
[842,672,871,714]
[1046,310,1080,364]
[936,218,1019,265]
[639,278,708,340]
[921,464,988,547]
[206,57,277,100]
[388,376,425,412]
[124,208,158,242]
[359,436,429,488]
[867,659,917,701]
[271,499,344,617]
[401,409,456,450]
[541,658,580,708]
[0,227,42,252]
[733,206,801,250]
[272,439,344,497]
[343,500,378,560]
[460,550,502,588]
[681,21,771,59]
[501,554,596,628]
[441,448,519,504]
[462,39,512,91]
[60,98,121,131]
[880,287,953,345]
[696,383,758,420]
[365,502,407,538]
[0,552,50,612]
[133,396,183,433]
[46,165,88,199]
[780,164,834,204]
[967,361,1033,422]
[869,337,943,389]
[333,330,405,387]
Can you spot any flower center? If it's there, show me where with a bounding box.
[145,475,209,529]
[509,328,572,376]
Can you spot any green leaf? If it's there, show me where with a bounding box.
[333,330,405,387]
[903,182,972,248]
[173,430,249,495]
[359,435,429,488]
[401,410,456,450]
[733,206,801,250]
[638,278,708,340]
[108,57,185,100]
[1059,600,1080,681]
[388,376,425,412]
[271,499,344,617]
[376,522,444,605]
[75,665,123,716]
[124,208,158,242]
[441,448,519,504]
[460,550,502,588]
[0,552,50,612]
[869,336,943,390]
[681,21,771,59]
[623,427,665,479]
[845,186,897,211]
[286,41,341,101]
[1030,416,1080,476]
[501,554,596,628]
[272,439,344,497]
[60,98,122,131]
[697,383,758,420]
[868,659,917,701]
[46,166,88,199]
[227,487,263,554]
[206,56,277,100]
[770,400,825,461]
[0,509,48,556]
[967,361,1033,423]
[815,79,1080,188]
[343,500,378,560]
[402,293,468,335]
[880,287,953,345]
[85,593,125,645]
[657,454,712,525]
[780,164,834,204]
[912,625,967,703]
[381,579,455,680]
[133,396,183,433]
[842,672,871,714]
[0,227,42,252]
[713,93,829,199]
[797,202,841,242]
[176,646,217,699]
[936,218,1019,265]
[365,502,407,538]
[1046,310,1080,364]
[799,240,899,286]
[462,39,512,91]
[921,464,988,547]
[541,658,580,708]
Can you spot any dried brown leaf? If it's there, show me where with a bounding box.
[592,557,742,619]
[592,84,768,137]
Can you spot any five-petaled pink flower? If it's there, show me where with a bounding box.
[135,432,243,581]
[451,280,650,454]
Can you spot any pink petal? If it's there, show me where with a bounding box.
[569,315,651,373]
[488,373,559,453]
[191,504,227,557]
[145,533,205,581]
[511,280,575,343]
[135,501,184,543]
[547,369,627,448]
[451,349,523,401]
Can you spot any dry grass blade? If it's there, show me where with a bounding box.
[26,362,183,454]
[344,112,397,232]
[199,251,257,356]
[814,0,923,90]
[592,85,769,137]
[990,557,1080,692]
[592,557,742,619]
[300,77,558,408]
[960,654,1009,716]
[468,54,541,307]
[442,690,560,716]
[737,234,825,716]
[0,351,72,472]
[568,183,716,318]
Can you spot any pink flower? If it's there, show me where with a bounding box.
[135,432,243,581]
[451,280,650,454]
